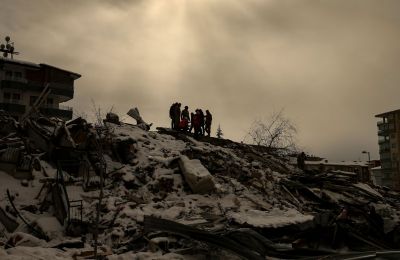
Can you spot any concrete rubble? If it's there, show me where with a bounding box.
[1,109,400,259]
[178,155,215,194]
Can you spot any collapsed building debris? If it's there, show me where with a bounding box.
[127,107,152,131]
[2,110,400,259]
[178,155,215,194]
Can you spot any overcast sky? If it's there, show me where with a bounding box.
[1,0,400,161]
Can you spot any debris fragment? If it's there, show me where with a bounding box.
[178,155,215,194]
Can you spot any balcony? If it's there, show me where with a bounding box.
[39,105,73,120]
[378,138,390,145]
[378,123,395,130]
[380,152,392,161]
[1,80,74,99]
[0,100,26,113]
[381,161,393,170]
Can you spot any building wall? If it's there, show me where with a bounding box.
[0,60,78,121]
[305,162,370,182]
[377,110,400,189]
[371,167,382,186]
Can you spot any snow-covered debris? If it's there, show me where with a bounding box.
[178,155,215,194]
[0,246,70,260]
[2,112,400,259]
[227,208,314,228]
[127,107,152,130]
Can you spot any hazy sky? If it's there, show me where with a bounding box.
[1,0,400,161]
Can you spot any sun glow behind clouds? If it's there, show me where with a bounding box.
[3,0,400,160]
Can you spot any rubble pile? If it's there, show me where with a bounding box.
[1,111,400,259]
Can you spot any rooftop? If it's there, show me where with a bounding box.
[0,57,81,79]
[0,57,39,68]
[306,160,369,167]
[375,109,400,118]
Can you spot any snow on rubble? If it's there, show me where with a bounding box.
[1,113,400,259]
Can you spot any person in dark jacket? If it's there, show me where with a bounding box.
[180,106,190,131]
[189,112,195,133]
[173,103,181,130]
[169,103,176,129]
[205,110,212,137]
[193,110,202,138]
[198,109,205,136]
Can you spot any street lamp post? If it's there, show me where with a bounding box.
[362,150,371,164]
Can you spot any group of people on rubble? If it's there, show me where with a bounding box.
[169,102,212,137]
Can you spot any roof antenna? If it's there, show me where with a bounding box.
[0,36,19,59]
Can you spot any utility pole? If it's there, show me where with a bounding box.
[0,36,19,59]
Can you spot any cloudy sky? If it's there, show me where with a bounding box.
[1,0,400,161]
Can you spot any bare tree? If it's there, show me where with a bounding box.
[246,109,297,151]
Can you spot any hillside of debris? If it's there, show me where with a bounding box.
[1,111,400,259]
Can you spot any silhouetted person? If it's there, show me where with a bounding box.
[189,112,195,133]
[205,110,212,137]
[173,103,181,130]
[181,106,190,131]
[193,110,202,138]
[297,152,306,170]
[198,109,205,136]
[169,103,177,129]
[181,106,189,121]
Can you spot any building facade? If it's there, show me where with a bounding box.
[0,57,80,121]
[305,160,370,183]
[375,109,400,189]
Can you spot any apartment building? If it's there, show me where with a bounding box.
[375,109,400,189]
[0,57,80,121]
[305,159,370,183]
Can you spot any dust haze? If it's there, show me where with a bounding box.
[2,0,400,161]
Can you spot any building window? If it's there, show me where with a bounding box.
[12,93,20,100]
[30,96,38,105]
[14,72,22,78]
[392,143,397,148]
[3,92,11,100]
[5,71,12,78]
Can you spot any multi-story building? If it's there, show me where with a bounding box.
[0,57,80,121]
[305,159,370,183]
[375,109,400,189]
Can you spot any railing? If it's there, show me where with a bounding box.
[68,200,83,225]
[39,106,73,120]
[1,80,74,98]
[56,161,83,226]
[378,134,390,144]
[82,159,101,191]
[381,161,393,169]
[0,102,26,113]
[1,99,21,104]
[40,104,73,111]
[380,152,392,161]
[378,123,395,132]
[4,76,27,83]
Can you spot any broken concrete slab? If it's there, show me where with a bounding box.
[127,107,152,130]
[178,155,215,194]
